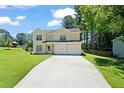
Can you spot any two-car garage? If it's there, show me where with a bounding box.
[54,43,81,55]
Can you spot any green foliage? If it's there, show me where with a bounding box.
[109,15,124,34]
[16,33,33,49]
[117,64,124,71]
[16,33,27,45]
[4,40,11,49]
[21,34,33,51]
[74,5,82,28]
[0,29,13,47]
[23,42,33,52]
[113,36,124,42]
[62,15,77,29]
[74,5,124,50]
[0,48,49,88]
[84,53,124,88]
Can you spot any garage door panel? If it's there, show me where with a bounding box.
[54,44,81,55]
[67,45,80,54]
[54,45,67,54]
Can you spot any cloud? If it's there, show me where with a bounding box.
[12,5,36,9]
[48,19,62,27]
[9,21,20,26]
[0,17,19,26]
[0,16,26,26]
[0,5,36,9]
[51,8,76,19]
[16,16,26,20]
[48,8,76,27]
[28,31,33,34]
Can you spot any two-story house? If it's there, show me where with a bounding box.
[32,28,82,55]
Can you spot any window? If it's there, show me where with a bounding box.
[60,35,66,41]
[49,35,53,41]
[36,45,42,51]
[36,35,42,40]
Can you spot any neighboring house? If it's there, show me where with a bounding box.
[112,36,124,58]
[11,41,18,48]
[32,28,82,55]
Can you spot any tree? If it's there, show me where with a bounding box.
[74,5,82,28]
[76,6,97,49]
[108,6,124,35]
[27,34,33,43]
[23,42,33,51]
[0,29,13,47]
[63,5,124,50]
[62,15,76,29]
[74,5,124,50]
[74,5,84,41]
[16,33,27,46]
[5,39,10,49]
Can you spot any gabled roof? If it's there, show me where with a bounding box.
[68,29,80,32]
[112,36,124,42]
[46,28,80,33]
[32,28,80,34]
[31,28,44,34]
[12,41,18,44]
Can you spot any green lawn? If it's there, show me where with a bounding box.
[0,48,50,88]
[84,53,124,88]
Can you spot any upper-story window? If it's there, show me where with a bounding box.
[36,35,42,41]
[49,35,53,41]
[60,35,66,41]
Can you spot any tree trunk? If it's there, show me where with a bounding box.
[86,30,89,50]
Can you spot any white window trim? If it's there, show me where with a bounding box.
[36,34,42,41]
[36,45,42,51]
[60,34,66,41]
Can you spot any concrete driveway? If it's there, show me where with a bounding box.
[15,55,110,88]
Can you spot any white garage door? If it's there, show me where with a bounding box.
[54,44,81,55]
[54,45,67,54]
[67,45,81,54]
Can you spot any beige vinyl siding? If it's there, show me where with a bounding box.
[70,33,80,40]
[33,29,80,42]
[33,44,46,53]
[32,28,81,54]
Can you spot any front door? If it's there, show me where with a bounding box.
[47,46,51,52]
[47,45,53,54]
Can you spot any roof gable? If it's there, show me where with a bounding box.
[112,36,124,42]
[54,28,70,33]
[32,28,80,34]
[31,28,44,34]
[68,29,80,32]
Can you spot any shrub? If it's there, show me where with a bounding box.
[23,42,33,52]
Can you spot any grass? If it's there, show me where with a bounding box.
[84,53,124,88]
[0,48,50,88]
